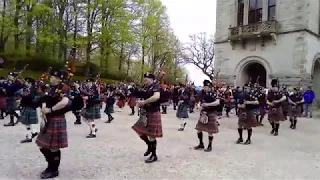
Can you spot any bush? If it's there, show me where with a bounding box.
[0,53,64,71]
[0,53,129,82]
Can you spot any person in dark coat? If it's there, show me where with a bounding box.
[236,84,259,145]
[19,77,39,143]
[288,88,304,129]
[36,70,71,179]
[104,87,115,123]
[194,80,220,152]
[132,72,162,163]
[267,79,287,136]
[4,72,24,126]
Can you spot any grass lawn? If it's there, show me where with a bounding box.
[0,68,120,84]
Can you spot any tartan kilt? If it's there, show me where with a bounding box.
[268,106,286,122]
[259,104,266,115]
[195,112,219,134]
[36,116,68,149]
[81,104,101,119]
[281,101,289,114]
[176,103,189,118]
[127,97,136,107]
[0,96,6,110]
[288,105,302,117]
[117,99,126,108]
[6,97,17,112]
[132,111,163,138]
[19,107,38,125]
[238,109,258,128]
[104,105,114,114]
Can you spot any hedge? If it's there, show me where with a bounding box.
[0,53,132,82]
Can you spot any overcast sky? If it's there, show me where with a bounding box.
[160,0,217,86]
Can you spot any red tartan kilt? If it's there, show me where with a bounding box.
[36,116,68,149]
[132,112,163,138]
[195,112,219,134]
[268,106,286,122]
[0,96,6,109]
[127,97,136,107]
[117,99,125,107]
[238,109,258,128]
[259,105,266,115]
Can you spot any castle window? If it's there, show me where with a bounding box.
[237,0,244,26]
[268,0,276,20]
[248,0,263,24]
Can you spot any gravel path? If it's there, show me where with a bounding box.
[0,106,319,179]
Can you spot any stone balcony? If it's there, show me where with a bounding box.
[228,20,278,48]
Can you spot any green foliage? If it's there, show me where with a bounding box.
[0,0,186,84]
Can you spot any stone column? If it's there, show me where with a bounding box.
[262,0,268,21]
[243,0,249,25]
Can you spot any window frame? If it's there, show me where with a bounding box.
[248,0,263,24]
[268,0,276,21]
[237,0,245,26]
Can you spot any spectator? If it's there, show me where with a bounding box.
[303,86,315,118]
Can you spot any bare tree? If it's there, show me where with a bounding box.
[182,32,215,80]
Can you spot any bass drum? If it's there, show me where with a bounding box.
[71,95,84,111]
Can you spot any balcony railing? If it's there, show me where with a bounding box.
[228,20,278,40]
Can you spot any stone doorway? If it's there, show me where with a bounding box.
[312,59,320,102]
[241,62,267,87]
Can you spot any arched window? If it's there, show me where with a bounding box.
[237,0,244,26]
[248,0,263,24]
[268,0,276,20]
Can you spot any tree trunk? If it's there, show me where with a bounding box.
[14,1,21,50]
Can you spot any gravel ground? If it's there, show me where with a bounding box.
[0,106,320,180]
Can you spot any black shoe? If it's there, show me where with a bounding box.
[4,122,15,126]
[274,131,278,136]
[178,122,187,131]
[129,113,134,116]
[270,129,275,135]
[32,132,38,138]
[0,116,3,119]
[161,112,167,114]
[106,117,114,123]
[204,146,212,152]
[86,134,96,138]
[292,124,296,129]
[20,138,32,143]
[74,121,81,125]
[194,143,204,150]
[236,138,243,144]
[244,139,251,145]
[145,154,158,163]
[40,170,59,179]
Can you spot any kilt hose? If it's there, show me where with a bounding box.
[81,104,101,120]
[6,97,17,113]
[268,106,286,122]
[132,111,163,138]
[238,109,258,128]
[0,96,6,110]
[128,97,136,107]
[36,116,68,149]
[19,107,38,125]
[117,99,126,108]
[195,112,219,134]
[288,105,302,117]
[176,103,189,119]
